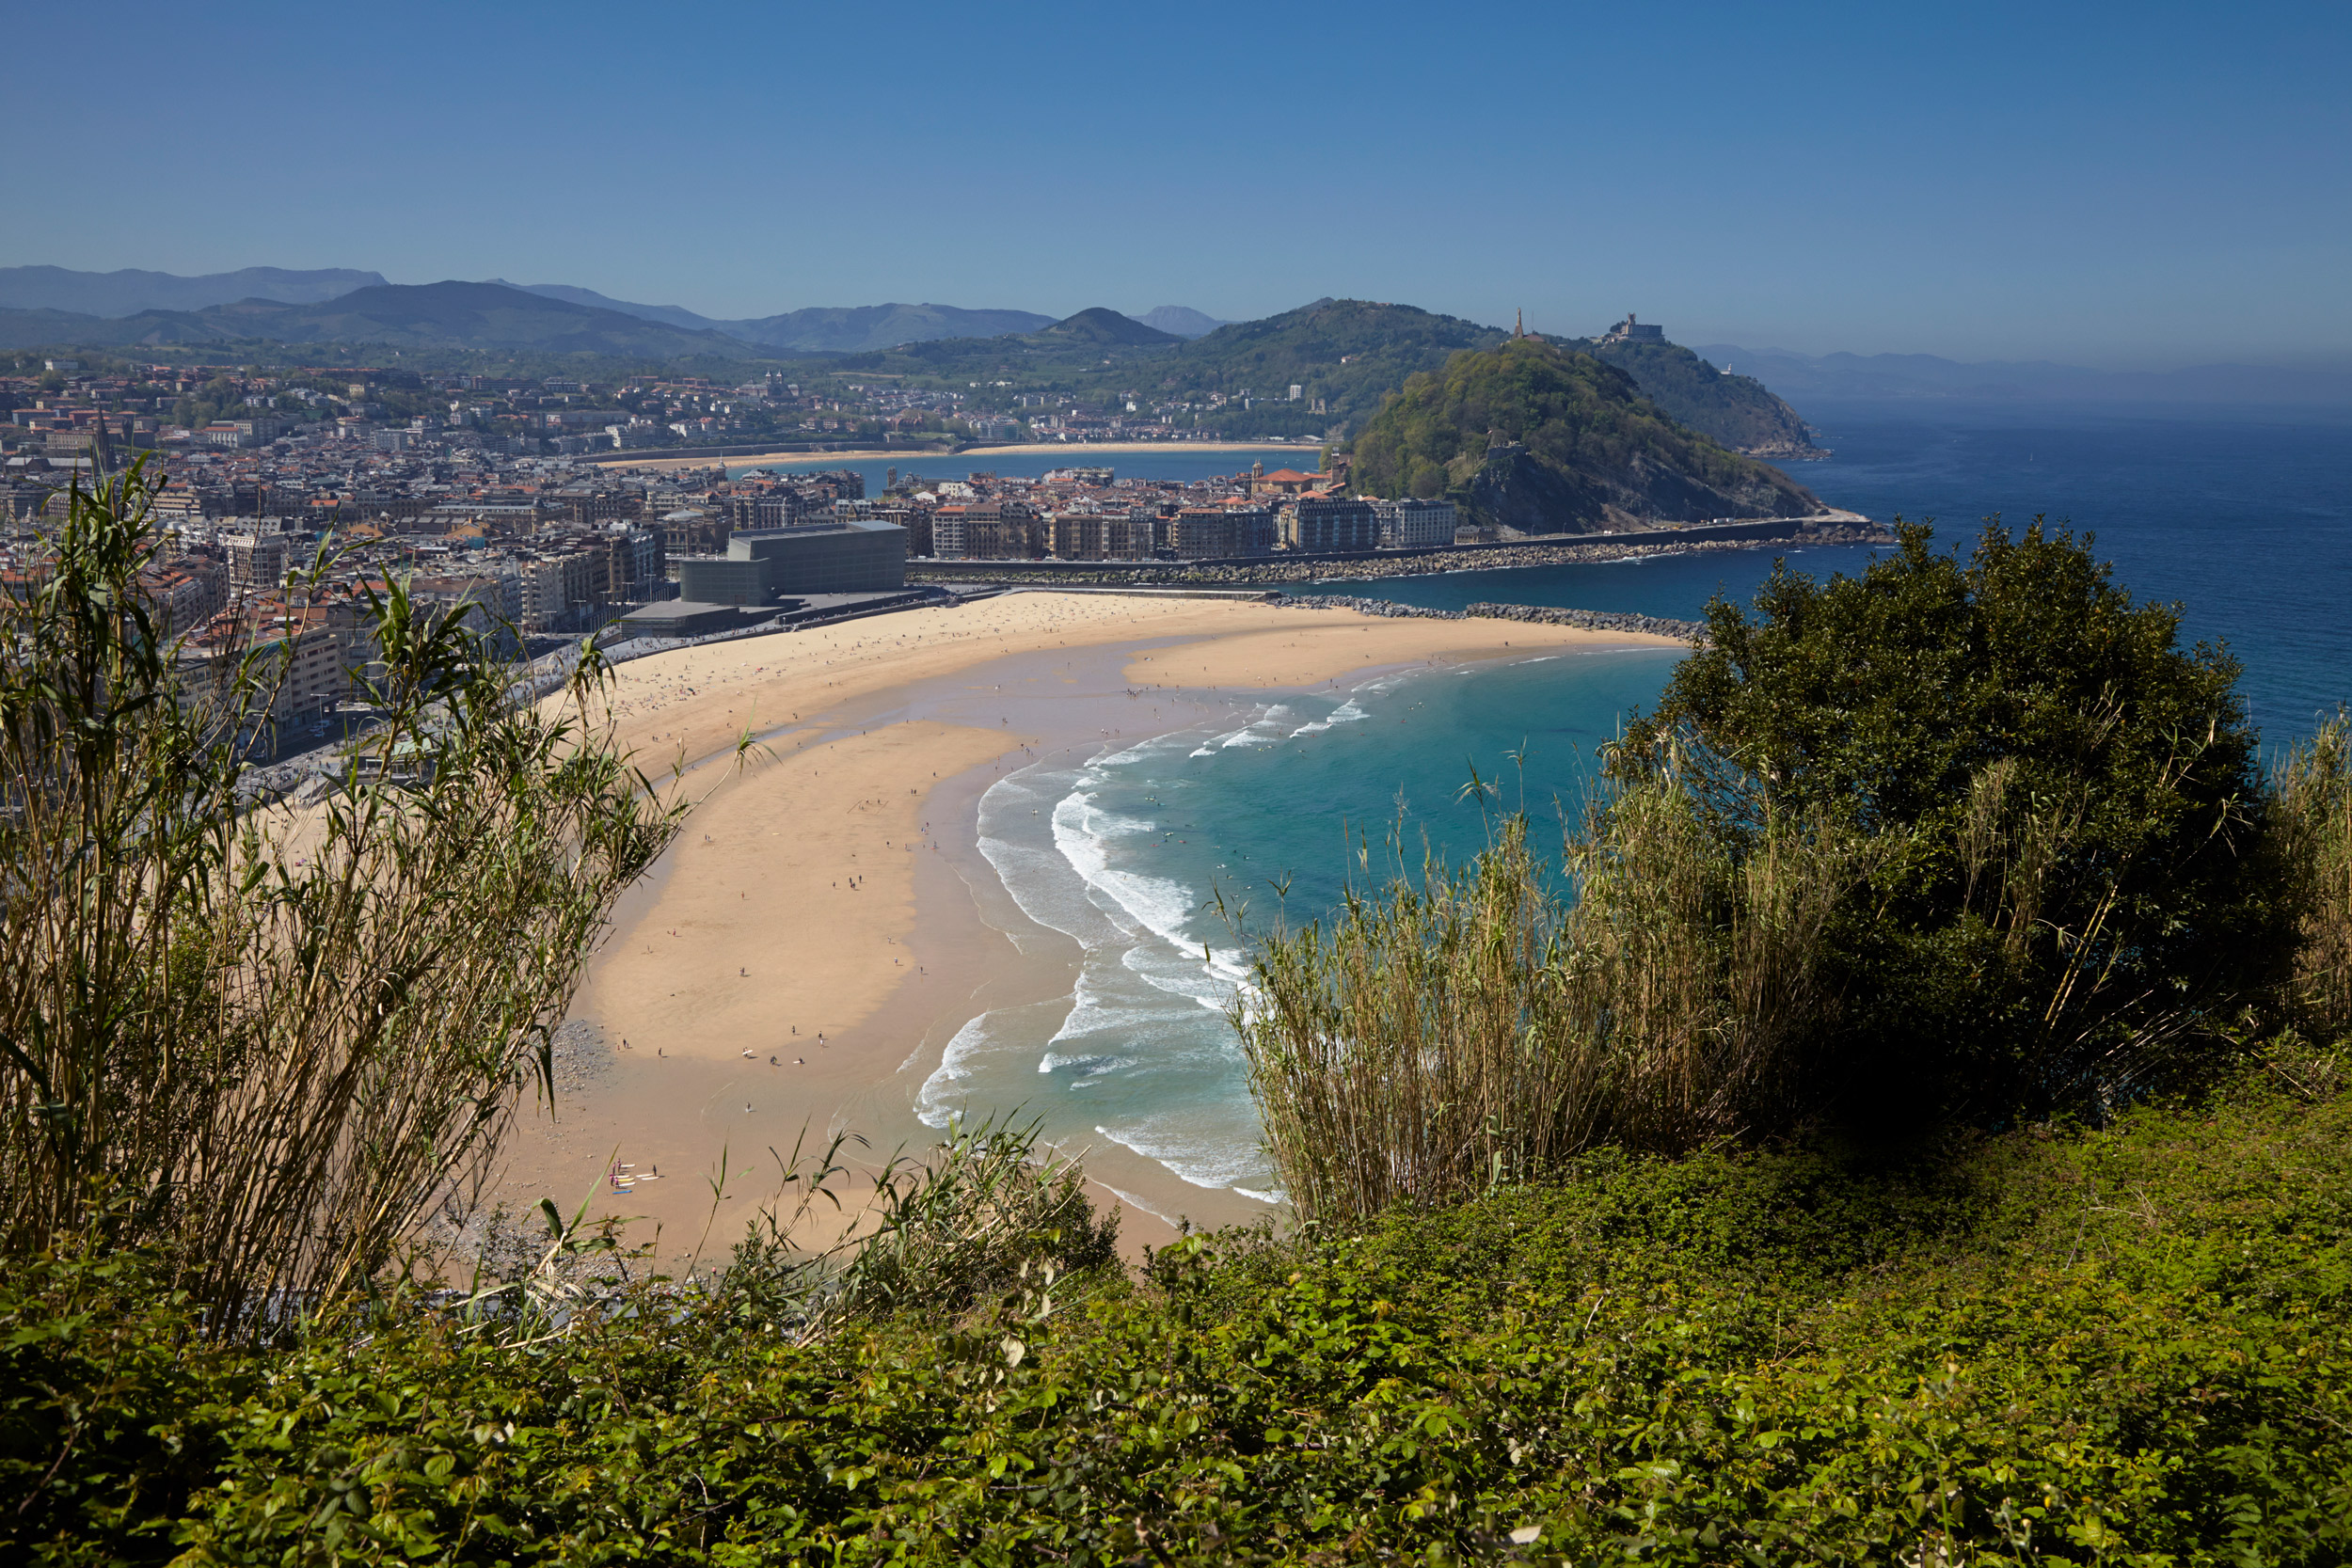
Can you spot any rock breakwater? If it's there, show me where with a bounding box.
[907,521,1888,591]
[1278,594,1705,643]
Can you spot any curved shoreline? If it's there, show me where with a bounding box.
[493,594,1681,1259]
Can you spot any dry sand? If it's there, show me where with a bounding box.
[492,594,1682,1260]
[593,440,1315,474]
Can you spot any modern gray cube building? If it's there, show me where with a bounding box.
[674,520,907,606]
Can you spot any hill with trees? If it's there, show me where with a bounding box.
[1031,307,1180,347]
[507,288,1058,351]
[1580,335,1820,456]
[1149,297,1505,438]
[1351,337,1824,533]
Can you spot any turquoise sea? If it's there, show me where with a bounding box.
[891,407,2352,1205]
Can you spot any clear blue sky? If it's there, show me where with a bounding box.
[8,0,2345,369]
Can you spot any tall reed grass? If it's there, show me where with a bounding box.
[1236,760,1869,1226]
[1238,728,2327,1227]
[0,465,681,1333]
[2273,713,2352,1037]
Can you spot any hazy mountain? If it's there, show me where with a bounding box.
[725,302,1058,353]
[501,281,718,332]
[1696,344,2352,405]
[0,308,117,352]
[500,284,1058,353]
[0,264,385,316]
[1136,306,1225,339]
[2,281,760,356]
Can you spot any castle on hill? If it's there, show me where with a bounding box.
[1601,312,1665,344]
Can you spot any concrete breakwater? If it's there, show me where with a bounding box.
[1278,593,1706,643]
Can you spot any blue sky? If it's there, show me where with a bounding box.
[7,1,2345,368]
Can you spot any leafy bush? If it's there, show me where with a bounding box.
[2272,712,2352,1037]
[4,1077,2347,1563]
[1618,519,2286,1129]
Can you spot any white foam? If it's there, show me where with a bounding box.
[1090,1114,1268,1193]
[1050,789,1203,957]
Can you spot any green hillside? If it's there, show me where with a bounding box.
[1352,338,1823,533]
[1032,307,1179,347]
[1152,297,1504,437]
[0,306,115,352]
[14,1077,2350,1563]
[1581,335,1820,455]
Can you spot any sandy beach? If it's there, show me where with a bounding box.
[493,594,1682,1261]
[591,440,1316,474]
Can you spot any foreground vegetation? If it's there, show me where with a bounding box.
[7,1062,2347,1563]
[4,497,2349,1561]
[0,467,681,1327]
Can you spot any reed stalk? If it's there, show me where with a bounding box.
[0,463,681,1333]
[2272,713,2352,1037]
[1235,756,1872,1226]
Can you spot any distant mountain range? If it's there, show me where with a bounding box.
[0,281,754,357]
[496,284,1059,353]
[1695,344,2352,405]
[0,281,1204,363]
[0,264,388,316]
[0,265,1245,357]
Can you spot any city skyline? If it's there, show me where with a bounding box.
[5,1,2346,371]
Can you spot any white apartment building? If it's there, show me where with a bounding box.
[519,551,596,631]
[222,531,289,597]
[1374,498,1459,548]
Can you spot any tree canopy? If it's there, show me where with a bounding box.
[1620,520,2283,1124]
[1351,339,1820,531]
[1581,336,1819,454]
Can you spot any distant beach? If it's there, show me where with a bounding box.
[499,594,1680,1261]
[600,439,1316,475]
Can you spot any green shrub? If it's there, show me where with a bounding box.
[2272,712,2352,1038]
[1619,519,2286,1128]
[5,1079,2347,1563]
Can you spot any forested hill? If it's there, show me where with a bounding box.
[1352,339,1824,535]
[1580,336,1820,457]
[1153,299,1505,438]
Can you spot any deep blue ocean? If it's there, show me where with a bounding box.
[866,408,2352,1205]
